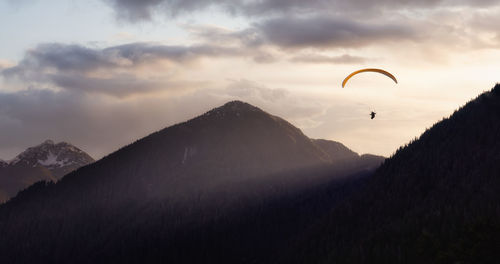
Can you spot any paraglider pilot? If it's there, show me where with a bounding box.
[370,111,376,119]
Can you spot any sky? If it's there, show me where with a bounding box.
[1,0,500,159]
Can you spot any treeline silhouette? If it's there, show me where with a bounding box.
[0,167,375,263]
[282,84,500,264]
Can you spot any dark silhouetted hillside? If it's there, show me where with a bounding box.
[283,84,500,264]
[313,138,359,163]
[314,138,384,171]
[0,101,381,264]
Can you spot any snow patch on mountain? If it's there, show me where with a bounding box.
[0,140,95,203]
[38,151,57,166]
[37,151,73,168]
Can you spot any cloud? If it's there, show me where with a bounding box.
[48,73,204,98]
[184,16,418,51]
[233,0,500,17]
[101,0,500,22]
[1,42,244,98]
[5,0,37,9]
[184,25,275,62]
[290,54,369,64]
[102,0,221,22]
[136,3,500,59]
[0,60,13,71]
[226,79,288,102]
[100,0,500,54]
[185,25,265,48]
[3,43,242,75]
[255,15,418,49]
[468,10,500,47]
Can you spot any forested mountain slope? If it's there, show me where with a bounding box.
[0,101,382,263]
[284,84,500,264]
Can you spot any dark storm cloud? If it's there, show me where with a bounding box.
[255,16,417,49]
[290,54,368,64]
[1,42,241,97]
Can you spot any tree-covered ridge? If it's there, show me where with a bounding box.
[286,84,500,263]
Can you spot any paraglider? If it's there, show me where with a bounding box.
[342,68,397,88]
[342,68,398,119]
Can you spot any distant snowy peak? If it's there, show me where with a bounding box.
[0,140,94,202]
[9,139,94,169]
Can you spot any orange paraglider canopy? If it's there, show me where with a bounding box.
[342,68,397,88]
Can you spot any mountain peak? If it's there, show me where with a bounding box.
[209,100,264,113]
[42,139,55,145]
[38,139,74,149]
[9,140,94,171]
[202,101,263,118]
[220,100,261,112]
[1,140,94,203]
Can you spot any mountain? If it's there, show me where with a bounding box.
[0,100,382,264]
[2,101,373,204]
[313,139,385,169]
[313,138,359,163]
[283,84,500,263]
[0,140,94,202]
